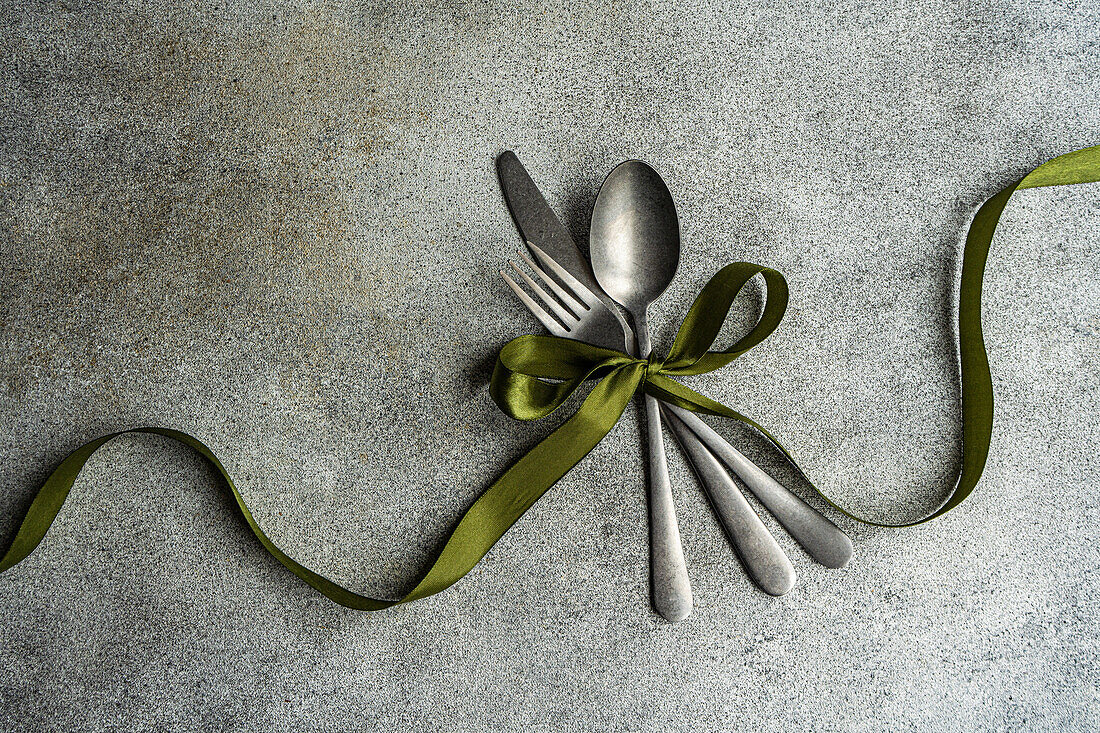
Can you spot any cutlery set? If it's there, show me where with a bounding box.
[3,144,1071,619]
[496,151,853,621]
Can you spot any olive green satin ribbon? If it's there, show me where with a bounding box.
[2,147,1097,609]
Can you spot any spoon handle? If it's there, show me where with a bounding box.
[643,392,693,622]
[662,406,796,595]
[665,405,853,569]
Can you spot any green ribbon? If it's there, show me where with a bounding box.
[2,147,1098,609]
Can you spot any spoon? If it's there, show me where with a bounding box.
[590,160,692,622]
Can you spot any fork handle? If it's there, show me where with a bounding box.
[664,404,853,569]
[644,393,693,622]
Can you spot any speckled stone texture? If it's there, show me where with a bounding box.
[1,0,1098,730]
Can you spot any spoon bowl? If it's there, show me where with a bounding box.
[590,160,681,321]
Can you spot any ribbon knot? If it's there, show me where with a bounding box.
[643,354,664,383]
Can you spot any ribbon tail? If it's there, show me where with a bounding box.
[402,362,643,602]
[918,146,1100,524]
[0,428,400,610]
[1,365,644,610]
[646,376,805,463]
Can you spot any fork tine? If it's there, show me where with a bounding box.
[527,242,601,308]
[501,270,568,337]
[508,261,579,328]
[518,250,587,318]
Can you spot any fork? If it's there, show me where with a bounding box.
[502,245,816,595]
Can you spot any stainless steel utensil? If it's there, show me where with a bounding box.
[496,150,853,575]
[496,151,630,337]
[661,407,795,595]
[665,408,852,569]
[587,161,692,622]
[502,245,629,353]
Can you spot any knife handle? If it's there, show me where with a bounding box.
[664,404,853,569]
[644,393,693,622]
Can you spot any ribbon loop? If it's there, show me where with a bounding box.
[662,264,790,376]
[490,335,636,420]
[487,262,792,426]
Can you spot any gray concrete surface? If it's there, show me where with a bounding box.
[1,0,1098,730]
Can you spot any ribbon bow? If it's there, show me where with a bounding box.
[2,146,1097,611]
[488,262,789,521]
